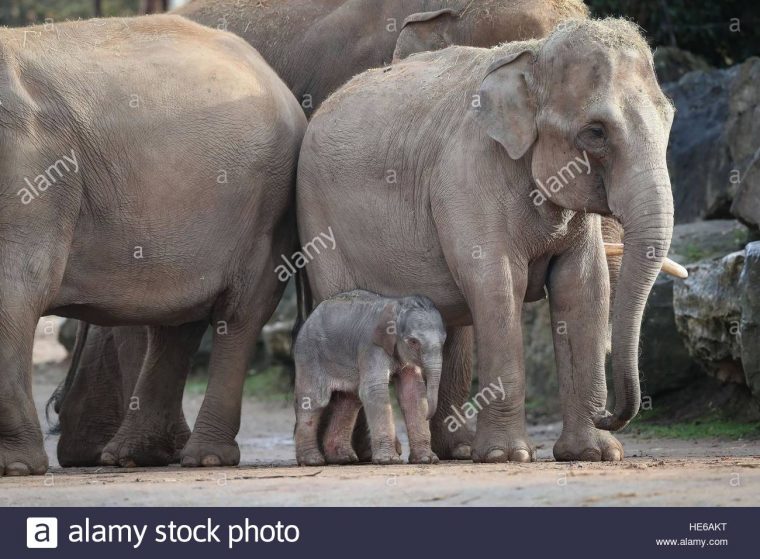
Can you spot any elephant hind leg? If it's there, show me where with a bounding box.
[182,239,288,468]
[56,325,142,467]
[100,322,206,467]
[321,392,361,464]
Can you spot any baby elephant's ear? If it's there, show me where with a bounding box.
[473,50,537,160]
[372,302,399,357]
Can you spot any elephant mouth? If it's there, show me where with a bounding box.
[604,243,688,279]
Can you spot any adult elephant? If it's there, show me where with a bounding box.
[175,0,590,117]
[297,18,676,462]
[0,14,306,476]
[51,0,590,466]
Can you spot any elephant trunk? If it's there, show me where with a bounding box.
[595,169,674,431]
[422,356,442,420]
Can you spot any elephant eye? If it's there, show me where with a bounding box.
[406,337,421,350]
[578,124,607,151]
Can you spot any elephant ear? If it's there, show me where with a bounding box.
[474,51,538,160]
[401,8,458,29]
[393,9,459,61]
[372,302,399,358]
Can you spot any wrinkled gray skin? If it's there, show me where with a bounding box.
[0,15,306,476]
[53,0,591,466]
[297,18,675,463]
[294,291,446,465]
[176,0,589,117]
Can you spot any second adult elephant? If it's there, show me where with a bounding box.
[297,18,676,462]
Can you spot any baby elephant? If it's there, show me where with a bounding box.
[294,290,446,465]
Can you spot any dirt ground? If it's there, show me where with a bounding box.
[2,328,759,506]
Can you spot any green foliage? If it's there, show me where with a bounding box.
[588,0,760,66]
[0,1,140,27]
[631,418,760,440]
[630,406,760,440]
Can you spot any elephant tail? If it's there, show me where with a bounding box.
[45,321,90,433]
[292,268,313,349]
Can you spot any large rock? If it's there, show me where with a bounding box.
[639,220,750,396]
[664,57,760,226]
[664,67,736,223]
[654,46,711,84]
[740,242,760,398]
[673,251,745,384]
[673,239,760,398]
[728,59,760,230]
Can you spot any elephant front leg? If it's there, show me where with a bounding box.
[0,299,47,476]
[359,376,401,465]
[548,238,624,462]
[429,326,474,460]
[465,263,535,463]
[395,368,438,464]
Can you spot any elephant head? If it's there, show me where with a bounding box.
[373,296,447,419]
[392,0,589,63]
[474,19,676,430]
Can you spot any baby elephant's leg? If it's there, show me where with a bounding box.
[359,378,401,465]
[395,367,438,464]
[322,392,361,464]
[294,363,329,466]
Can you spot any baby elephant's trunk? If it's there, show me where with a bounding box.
[422,357,442,420]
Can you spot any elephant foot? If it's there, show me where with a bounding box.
[409,449,439,464]
[372,451,402,465]
[297,449,327,467]
[355,432,402,463]
[430,420,473,460]
[58,433,112,468]
[553,426,624,462]
[0,443,48,476]
[100,429,176,468]
[472,427,535,463]
[171,423,191,464]
[180,436,240,468]
[324,444,358,465]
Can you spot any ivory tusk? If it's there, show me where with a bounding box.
[603,243,688,279]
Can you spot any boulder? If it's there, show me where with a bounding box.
[728,58,760,230]
[673,251,745,384]
[740,242,760,398]
[654,46,711,84]
[664,66,737,223]
[664,57,760,226]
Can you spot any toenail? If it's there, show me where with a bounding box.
[486,448,506,461]
[510,449,531,462]
[181,456,199,467]
[6,462,31,476]
[201,454,221,467]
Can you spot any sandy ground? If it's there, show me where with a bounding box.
[2,325,759,506]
